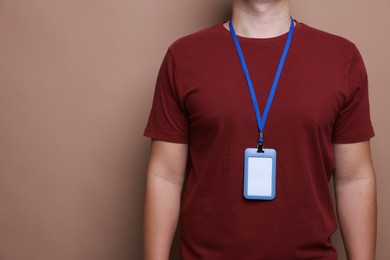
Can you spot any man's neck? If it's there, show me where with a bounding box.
[226,0,291,38]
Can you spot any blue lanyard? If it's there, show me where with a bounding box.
[229,17,295,153]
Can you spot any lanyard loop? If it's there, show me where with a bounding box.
[229,17,295,153]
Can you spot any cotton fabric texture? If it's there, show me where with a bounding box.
[144,21,374,259]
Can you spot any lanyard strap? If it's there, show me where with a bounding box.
[229,17,295,152]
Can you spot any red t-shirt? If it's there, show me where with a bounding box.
[144,21,374,259]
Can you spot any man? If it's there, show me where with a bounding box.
[143,0,377,259]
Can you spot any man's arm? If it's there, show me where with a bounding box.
[333,141,377,260]
[143,140,188,260]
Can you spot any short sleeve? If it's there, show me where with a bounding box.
[332,46,374,143]
[144,50,189,143]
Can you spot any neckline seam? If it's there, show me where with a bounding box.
[220,20,301,42]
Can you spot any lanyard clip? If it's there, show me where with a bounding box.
[257,142,264,153]
[257,132,264,153]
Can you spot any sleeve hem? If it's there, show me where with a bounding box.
[144,128,188,144]
[332,131,375,144]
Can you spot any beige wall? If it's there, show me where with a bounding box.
[0,1,388,259]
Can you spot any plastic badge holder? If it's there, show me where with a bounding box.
[244,148,277,200]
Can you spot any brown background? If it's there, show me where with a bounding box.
[0,1,388,259]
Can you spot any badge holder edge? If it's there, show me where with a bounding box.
[243,148,277,200]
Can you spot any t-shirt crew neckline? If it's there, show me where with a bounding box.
[220,19,302,43]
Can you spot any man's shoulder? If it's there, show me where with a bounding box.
[168,23,226,54]
[298,22,357,51]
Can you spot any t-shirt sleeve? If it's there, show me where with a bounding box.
[144,50,189,143]
[332,46,375,143]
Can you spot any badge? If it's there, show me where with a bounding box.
[244,148,277,200]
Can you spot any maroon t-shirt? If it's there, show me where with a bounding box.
[144,21,374,259]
